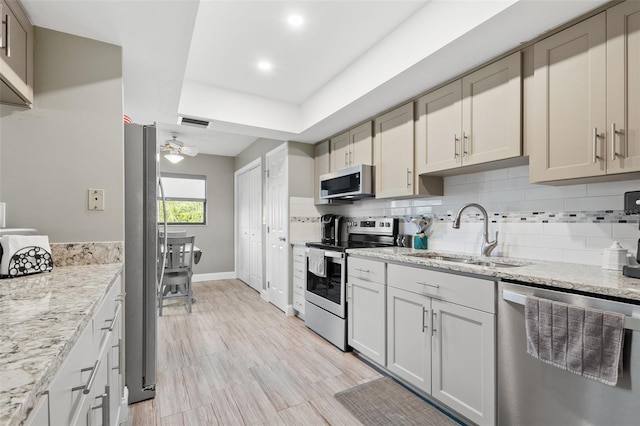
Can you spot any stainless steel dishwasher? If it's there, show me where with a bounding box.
[498,281,640,426]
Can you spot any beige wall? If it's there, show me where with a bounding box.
[159,153,235,274]
[0,27,124,242]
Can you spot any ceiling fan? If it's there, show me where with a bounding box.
[161,136,199,163]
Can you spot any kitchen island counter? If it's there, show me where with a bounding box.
[0,263,123,426]
[347,247,640,303]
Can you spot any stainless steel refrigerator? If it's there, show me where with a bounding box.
[124,123,159,403]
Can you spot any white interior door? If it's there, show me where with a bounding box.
[237,171,250,283]
[266,146,288,312]
[249,165,263,292]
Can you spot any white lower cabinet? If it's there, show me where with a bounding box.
[292,245,306,317]
[386,263,496,426]
[431,299,495,426]
[386,286,431,392]
[348,277,386,365]
[347,257,387,365]
[31,275,123,426]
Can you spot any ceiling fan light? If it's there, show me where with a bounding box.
[164,153,184,164]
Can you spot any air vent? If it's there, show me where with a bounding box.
[178,116,211,128]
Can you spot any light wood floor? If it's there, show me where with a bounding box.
[129,279,382,425]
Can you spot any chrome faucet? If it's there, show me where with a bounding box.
[452,203,499,257]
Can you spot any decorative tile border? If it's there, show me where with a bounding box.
[290,216,320,223]
[349,210,639,224]
[51,241,123,267]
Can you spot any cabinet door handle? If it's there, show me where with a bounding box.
[72,359,101,394]
[592,128,602,163]
[344,151,348,167]
[462,132,469,156]
[102,302,122,331]
[453,134,459,159]
[611,123,617,161]
[611,123,624,160]
[422,307,429,332]
[432,311,437,336]
[2,13,9,58]
[92,388,110,426]
[349,150,352,165]
[406,168,412,187]
[417,281,439,289]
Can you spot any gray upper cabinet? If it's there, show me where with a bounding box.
[314,140,330,205]
[330,121,373,171]
[606,0,640,176]
[531,13,607,182]
[374,103,414,199]
[531,1,640,182]
[415,52,522,175]
[0,0,33,106]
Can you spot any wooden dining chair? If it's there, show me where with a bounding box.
[158,235,195,316]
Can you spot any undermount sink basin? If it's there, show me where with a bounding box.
[406,252,527,268]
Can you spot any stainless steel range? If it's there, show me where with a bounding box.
[305,218,398,351]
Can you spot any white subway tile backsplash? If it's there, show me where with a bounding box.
[492,176,530,191]
[564,195,623,211]
[524,184,586,200]
[479,189,525,203]
[562,249,602,266]
[612,222,640,239]
[586,179,640,197]
[525,235,586,250]
[543,222,612,237]
[586,237,637,253]
[323,165,636,267]
[507,199,565,212]
[507,165,529,178]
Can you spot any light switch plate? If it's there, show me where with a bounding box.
[88,189,105,211]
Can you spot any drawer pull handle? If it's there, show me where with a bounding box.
[72,359,101,394]
[417,281,439,289]
[355,268,370,273]
[101,302,122,331]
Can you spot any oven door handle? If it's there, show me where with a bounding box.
[323,251,345,260]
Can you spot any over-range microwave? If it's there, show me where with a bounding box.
[320,164,374,200]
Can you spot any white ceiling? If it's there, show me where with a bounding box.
[21,0,608,157]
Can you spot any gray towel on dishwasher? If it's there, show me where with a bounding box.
[525,295,625,386]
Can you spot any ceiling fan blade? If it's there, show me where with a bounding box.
[181,146,199,156]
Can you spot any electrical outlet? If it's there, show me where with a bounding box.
[88,189,105,211]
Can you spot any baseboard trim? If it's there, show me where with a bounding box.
[193,272,236,282]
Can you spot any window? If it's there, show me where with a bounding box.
[158,173,207,225]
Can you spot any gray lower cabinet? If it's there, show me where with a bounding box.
[30,275,123,426]
[347,257,387,365]
[386,263,496,426]
[386,285,431,392]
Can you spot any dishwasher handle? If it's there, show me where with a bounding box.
[502,289,640,332]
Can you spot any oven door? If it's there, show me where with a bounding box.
[305,251,346,318]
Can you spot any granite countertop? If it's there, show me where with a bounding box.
[0,263,123,426]
[347,247,640,303]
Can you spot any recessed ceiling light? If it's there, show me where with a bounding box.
[257,61,272,72]
[287,14,304,28]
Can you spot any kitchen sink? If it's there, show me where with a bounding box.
[406,252,527,268]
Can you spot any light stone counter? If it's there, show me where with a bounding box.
[347,247,640,303]
[0,263,123,426]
